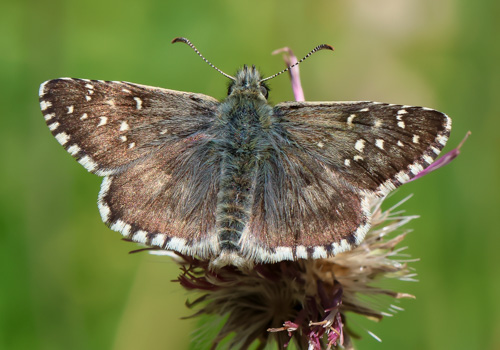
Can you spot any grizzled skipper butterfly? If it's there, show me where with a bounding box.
[39,38,451,267]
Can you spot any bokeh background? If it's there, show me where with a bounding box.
[1,0,498,349]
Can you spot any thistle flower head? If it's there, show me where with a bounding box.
[166,196,417,349]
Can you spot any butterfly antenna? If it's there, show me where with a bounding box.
[260,44,334,83]
[172,37,236,81]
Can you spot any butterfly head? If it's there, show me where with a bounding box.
[227,65,269,100]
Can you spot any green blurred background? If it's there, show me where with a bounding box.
[1,0,498,349]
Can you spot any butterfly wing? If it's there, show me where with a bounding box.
[242,101,451,261]
[40,78,219,174]
[276,101,451,192]
[40,79,222,257]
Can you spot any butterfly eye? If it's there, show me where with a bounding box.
[259,85,269,99]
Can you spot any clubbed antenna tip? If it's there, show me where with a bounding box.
[172,37,235,81]
[171,37,188,45]
[260,44,334,83]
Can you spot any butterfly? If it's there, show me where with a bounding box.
[39,38,451,267]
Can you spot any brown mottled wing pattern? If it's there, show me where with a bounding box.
[40,79,221,256]
[243,101,451,259]
[40,79,218,173]
[276,101,451,192]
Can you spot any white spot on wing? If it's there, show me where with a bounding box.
[111,220,132,237]
[98,177,112,222]
[132,230,148,244]
[48,122,60,131]
[374,119,382,128]
[99,176,112,198]
[396,171,411,183]
[122,88,131,93]
[95,168,114,177]
[339,239,351,252]
[355,139,366,153]
[120,121,130,131]
[97,116,108,126]
[98,201,111,222]
[67,144,80,156]
[80,113,88,120]
[423,154,434,164]
[354,155,363,161]
[409,163,424,175]
[85,95,91,101]
[40,100,52,111]
[397,109,408,115]
[437,134,448,146]
[412,135,420,144]
[397,140,404,147]
[39,81,49,97]
[67,106,74,114]
[397,121,405,129]
[354,210,371,244]
[78,155,98,172]
[347,114,356,126]
[55,132,69,145]
[120,135,127,142]
[431,146,440,155]
[359,107,369,112]
[331,242,341,255]
[378,179,397,194]
[167,237,188,251]
[344,159,351,166]
[85,83,94,90]
[44,113,55,121]
[375,139,384,149]
[151,234,167,247]
[312,246,327,259]
[128,142,135,149]
[445,115,452,131]
[317,141,324,148]
[133,97,143,110]
[274,247,293,261]
[295,246,307,259]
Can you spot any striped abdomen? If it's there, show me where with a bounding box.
[215,97,270,251]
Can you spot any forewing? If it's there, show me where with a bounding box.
[275,101,451,194]
[39,78,219,175]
